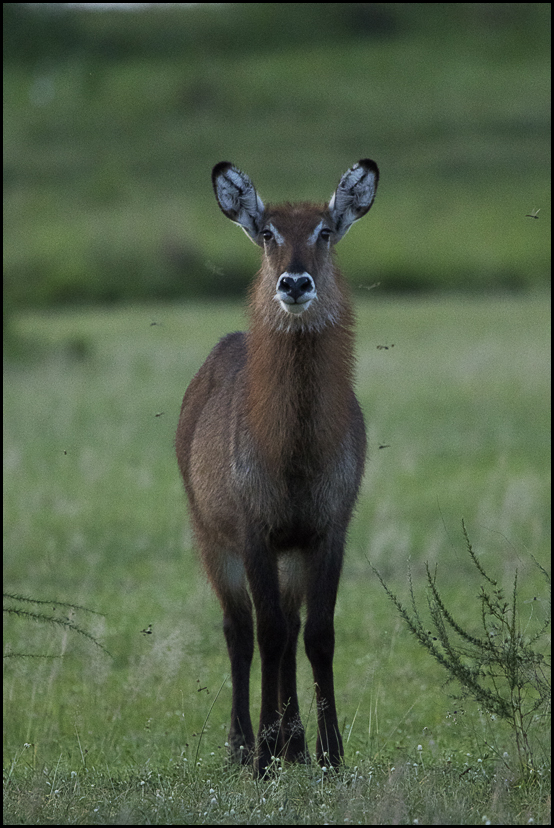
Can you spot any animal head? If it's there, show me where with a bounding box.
[212,160,379,331]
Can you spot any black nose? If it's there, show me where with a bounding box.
[278,275,313,301]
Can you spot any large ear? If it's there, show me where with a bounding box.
[328,159,379,240]
[212,162,265,242]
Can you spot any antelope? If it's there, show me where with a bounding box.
[176,158,379,776]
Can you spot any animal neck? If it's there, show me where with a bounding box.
[245,303,356,472]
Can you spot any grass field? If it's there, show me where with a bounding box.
[3,295,551,823]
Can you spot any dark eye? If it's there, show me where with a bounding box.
[262,229,274,242]
[319,227,332,241]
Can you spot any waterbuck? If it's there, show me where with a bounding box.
[176,159,379,776]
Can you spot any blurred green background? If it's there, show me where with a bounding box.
[3,2,551,311]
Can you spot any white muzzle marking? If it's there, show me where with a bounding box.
[276,272,317,314]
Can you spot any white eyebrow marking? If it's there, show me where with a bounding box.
[307,220,325,246]
[267,223,285,245]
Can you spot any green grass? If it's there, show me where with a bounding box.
[3,295,550,823]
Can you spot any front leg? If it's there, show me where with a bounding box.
[222,597,255,764]
[303,538,345,768]
[205,542,256,765]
